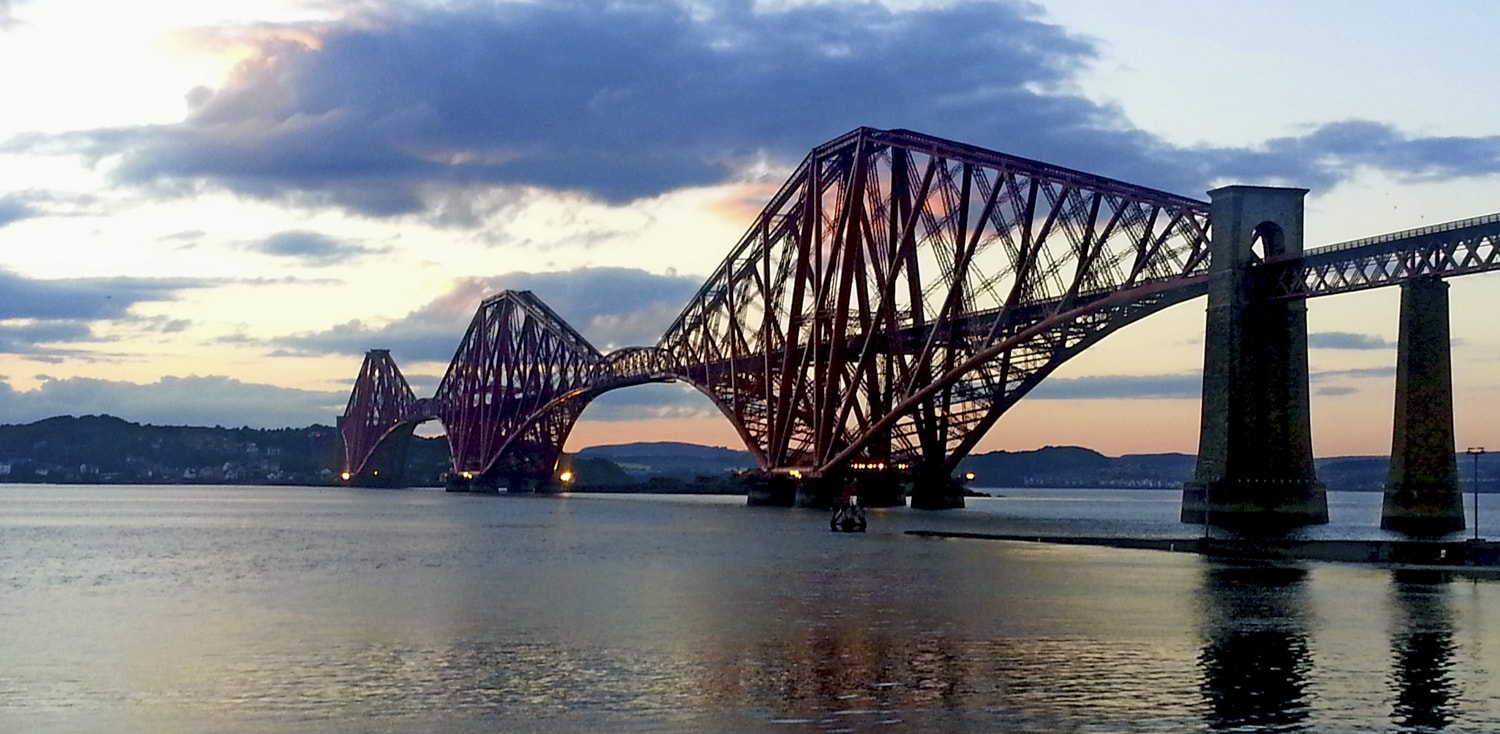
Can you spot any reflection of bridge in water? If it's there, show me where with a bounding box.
[338,127,1500,531]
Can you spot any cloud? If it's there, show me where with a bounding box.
[0,194,38,228]
[7,1,1488,222]
[14,1,1140,215]
[0,374,347,428]
[1304,365,1392,398]
[1027,372,1201,400]
[0,270,207,354]
[251,230,386,266]
[1312,366,1393,381]
[1309,332,1395,350]
[578,382,723,422]
[0,321,98,359]
[0,268,200,321]
[274,266,703,361]
[1316,386,1359,397]
[1204,120,1500,190]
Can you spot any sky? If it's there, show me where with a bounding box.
[2,0,1499,459]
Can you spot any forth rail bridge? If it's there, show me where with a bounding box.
[337,127,1500,534]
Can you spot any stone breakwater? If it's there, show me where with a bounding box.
[906,530,1500,574]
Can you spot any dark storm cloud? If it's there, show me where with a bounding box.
[1308,332,1396,350]
[252,230,385,266]
[276,267,702,361]
[0,374,346,428]
[1027,372,1201,400]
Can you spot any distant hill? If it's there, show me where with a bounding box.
[575,441,754,481]
[957,446,1194,489]
[1,414,1493,492]
[0,414,339,484]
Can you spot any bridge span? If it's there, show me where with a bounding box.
[338,127,1500,533]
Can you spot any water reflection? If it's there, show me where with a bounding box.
[1389,570,1459,731]
[1198,563,1313,732]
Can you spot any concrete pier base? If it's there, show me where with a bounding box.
[444,475,501,493]
[746,475,797,506]
[1382,278,1465,535]
[1181,479,1329,530]
[909,476,966,510]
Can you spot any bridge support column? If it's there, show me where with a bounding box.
[1182,186,1328,530]
[1382,278,1464,535]
[909,468,965,510]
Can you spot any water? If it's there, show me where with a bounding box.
[3,485,1499,732]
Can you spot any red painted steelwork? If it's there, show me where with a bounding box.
[339,349,417,479]
[658,127,1213,478]
[1267,213,1500,299]
[337,127,1500,491]
[434,290,604,483]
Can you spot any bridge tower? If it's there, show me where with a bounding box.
[1381,277,1464,534]
[1182,186,1329,529]
[339,349,419,488]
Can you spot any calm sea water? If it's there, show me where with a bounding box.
[2,484,1499,732]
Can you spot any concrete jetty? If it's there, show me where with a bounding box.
[906,530,1500,575]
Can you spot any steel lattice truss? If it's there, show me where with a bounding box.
[339,349,418,477]
[340,127,1500,487]
[1267,212,1500,299]
[658,127,1213,476]
[434,290,604,479]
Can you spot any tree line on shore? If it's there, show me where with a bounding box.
[1,414,1491,492]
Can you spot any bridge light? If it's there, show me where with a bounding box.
[963,471,976,483]
[340,471,352,482]
[461,471,474,480]
[559,470,575,483]
[790,469,803,479]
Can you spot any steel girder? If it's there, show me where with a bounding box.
[339,349,417,478]
[1265,212,1500,299]
[657,127,1213,477]
[434,290,605,481]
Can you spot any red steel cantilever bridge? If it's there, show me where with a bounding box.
[339,127,1500,520]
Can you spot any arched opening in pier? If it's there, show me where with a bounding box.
[1249,221,1285,263]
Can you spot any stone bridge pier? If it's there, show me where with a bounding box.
[1182,186,1329,530]
[1183,187,1469,534]
[1381,277,1465,534]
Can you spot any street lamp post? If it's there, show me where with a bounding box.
[1468,447,1486,542]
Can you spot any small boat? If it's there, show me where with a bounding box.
[830,496,866,532]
